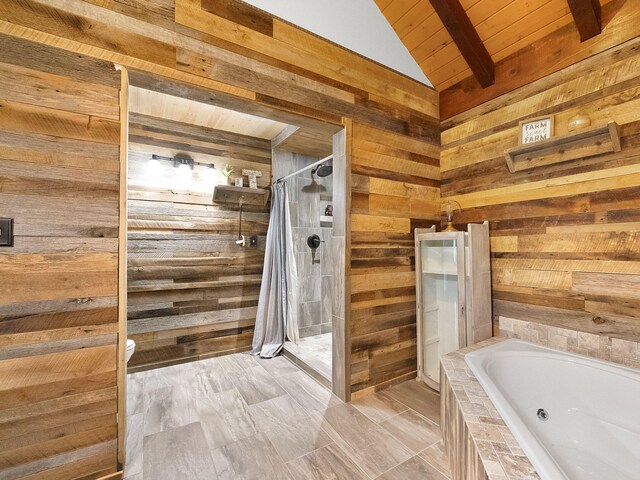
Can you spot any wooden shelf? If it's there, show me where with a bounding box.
[212,185,270,206]
[504,121,621,173]
[423,269,458,276]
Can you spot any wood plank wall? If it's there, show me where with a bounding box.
[0,0,439,404]
[349,122,441,397]
[441,37,640,342]
[127,114,271,371]
[0,35,122,479]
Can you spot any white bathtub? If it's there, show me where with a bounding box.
[465,339,640,480]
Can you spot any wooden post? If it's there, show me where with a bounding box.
[116,64,129,472]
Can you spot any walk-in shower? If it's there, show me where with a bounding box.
[269,151,335,386]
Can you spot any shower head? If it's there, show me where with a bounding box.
[311,163,333,177]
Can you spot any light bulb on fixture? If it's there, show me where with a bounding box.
[147,158,162,173]
[173,157,194,190]
[442,200,462,232]
[146,158,164,185]
[173,157,194,170]
[203,163,216,184]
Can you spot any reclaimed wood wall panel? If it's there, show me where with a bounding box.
[127,114,271,371]
[349,121,440,397]
[441,37,640,343]
[1,0,439,404]
[0,34,120,479]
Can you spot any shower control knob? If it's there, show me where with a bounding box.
[307,234,322,249]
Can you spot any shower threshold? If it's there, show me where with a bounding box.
[283,333,332,389]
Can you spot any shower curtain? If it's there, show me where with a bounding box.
[252,181,299,358]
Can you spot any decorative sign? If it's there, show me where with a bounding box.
[242,169,263,189]
[519,116,554,145]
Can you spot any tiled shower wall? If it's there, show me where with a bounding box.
[273,150,333,338]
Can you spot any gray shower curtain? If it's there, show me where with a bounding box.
[252,182,299,358]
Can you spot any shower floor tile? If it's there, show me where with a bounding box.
[284,332,332,383]
[124,351,448,480]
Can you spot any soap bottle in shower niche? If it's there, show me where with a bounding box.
[325,205,333,216]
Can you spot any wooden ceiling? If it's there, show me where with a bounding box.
[128,87,336,157]
[376,0,615,91]
[129,87,289,140]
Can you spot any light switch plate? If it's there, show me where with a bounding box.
[249,235,258,248]
[0,218,14,247]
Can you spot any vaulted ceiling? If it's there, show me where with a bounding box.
[376,0,614,91]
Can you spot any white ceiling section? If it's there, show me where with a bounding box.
[242,0,432,86]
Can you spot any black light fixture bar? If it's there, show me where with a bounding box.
[151,154,215,170]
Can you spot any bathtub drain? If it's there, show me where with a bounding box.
[537,408,549,421]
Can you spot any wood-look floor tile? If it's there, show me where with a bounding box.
[315,403,413,478]
[386,380,441,425]
[143,384,197,436]
[230,365,287,405]
[350,391,408,423]
[286,443,368,480]
[143,362,197,391]
[257,355,300,378]
[334,432,414,478]
[129,353,449,480]
[380,410,442,453]
[420,440,452,478]
[276,371,342,414]
[248,395,332,462]
[375,454,449,479]
[192,358,236,394]
[143,422,217,480]
[125,413,143,478]
[195,387,259,450]
[212,432,292,480]
[315,403,382,450]
[219,352,260,376]
[127,373,144,415]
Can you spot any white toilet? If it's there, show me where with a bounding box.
[125,339,136,363]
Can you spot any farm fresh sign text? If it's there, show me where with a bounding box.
[519,116,554,145]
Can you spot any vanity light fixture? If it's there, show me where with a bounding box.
[151,154,214,171]
[173,156,195,170]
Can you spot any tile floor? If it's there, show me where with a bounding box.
[125,352,451,480]
[284,332,332,383]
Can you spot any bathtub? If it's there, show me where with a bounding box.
[465,339,640,480]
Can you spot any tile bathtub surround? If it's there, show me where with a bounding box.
[441,317,640,480]
[125,351,451,480]
[440,338,541,480]
[499,316,640,368]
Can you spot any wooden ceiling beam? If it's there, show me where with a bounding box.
[428,0,494,88]
[439,0,639,121]
[567,0,602,41]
